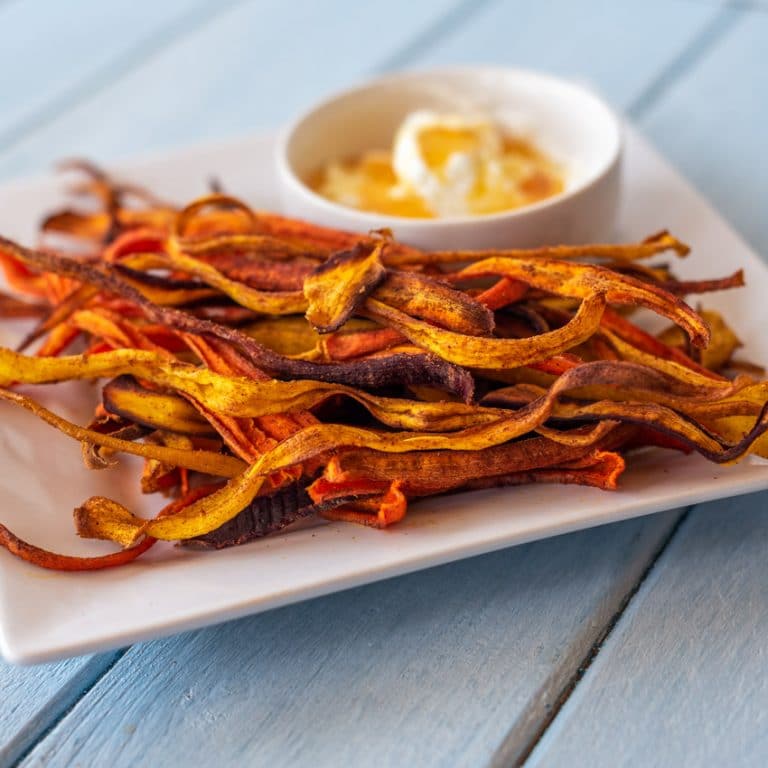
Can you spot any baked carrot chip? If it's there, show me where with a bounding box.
[304,242,386,332]
[0,165,764,568]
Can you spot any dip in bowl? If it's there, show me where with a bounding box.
[277,67,622,250]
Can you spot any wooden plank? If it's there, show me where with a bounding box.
[0,0,460,757]
[0,1,740,766]
[526,493,768,768]
[0,0,721,181]
[1,1,725,766]
[0,0,474,757]
[0,0,467,180]
[403,0,722,112]
[0,0,223,142]
[527,13,768,766]
[18,514,680,768]
[0,652,120,767]
[640,10,768,251]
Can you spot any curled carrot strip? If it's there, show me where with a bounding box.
[0,485,216,571]
[0,169,763,567]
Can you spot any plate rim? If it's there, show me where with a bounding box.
[2,123,768,665]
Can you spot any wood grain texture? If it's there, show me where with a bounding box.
[0,652,120,767]
[527,13,768,764]
[0,0,467,180]
[0,0,722,181]
[0,0,472,758]
[527,494,768,768]
[0,0,224,143]
[640,10,768,252]
[402,0,722,111]
[0,0,760,766]
[18,514,680,768]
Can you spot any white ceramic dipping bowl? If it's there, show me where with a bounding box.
[276,67,622,250]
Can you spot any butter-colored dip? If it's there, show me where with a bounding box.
[309,110,565,219]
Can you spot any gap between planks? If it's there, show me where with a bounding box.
[0,0,492,164]
[373,0,499,72]
[4,650,127,768]
[627,4,740,118]
[491,9,744,763]
[488,8,745,763]
[0,0,499,762]
[0,0,248,155]
[2,3,744,767]
[497,509,692,768]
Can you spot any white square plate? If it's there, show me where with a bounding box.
[2,125,768,664]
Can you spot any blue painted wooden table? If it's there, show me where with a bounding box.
[1,1,766,765]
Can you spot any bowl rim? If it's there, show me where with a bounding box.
[276,65,624,228]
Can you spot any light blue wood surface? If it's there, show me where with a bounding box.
[0,0,466,180]
[0,0,224,144]
[18,515,679,768]
[0,0,723,181]
[527,14,768,764]
[641,9,768,252]
[404,0,728,114]
[527,495,768,768]
[0,652,119,766]
[0,1,765,766]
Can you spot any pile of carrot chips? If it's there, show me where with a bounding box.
[1,162,767,570]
